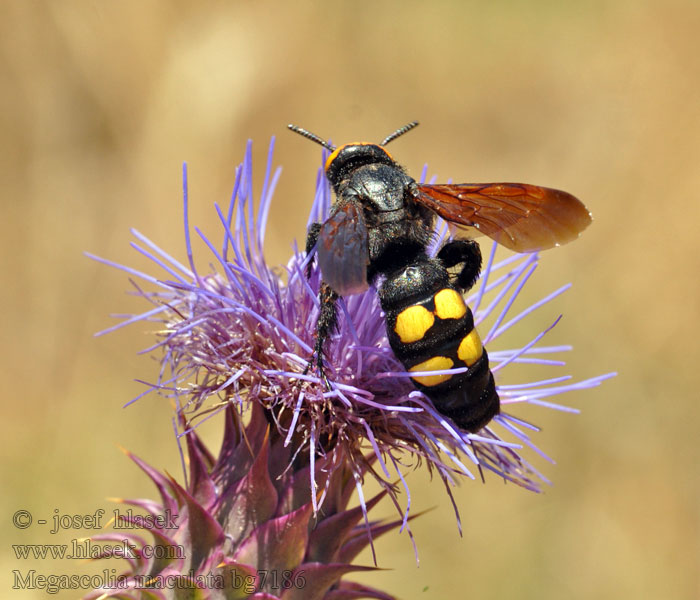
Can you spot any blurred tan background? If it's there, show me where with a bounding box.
[2,1,698,598]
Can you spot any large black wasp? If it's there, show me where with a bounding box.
[289,122,591,432]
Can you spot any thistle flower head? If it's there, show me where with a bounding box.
[90,137,613,537]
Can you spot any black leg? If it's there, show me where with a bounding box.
[304,282,338,387]
[304,223,337,387]
[305,222,322,278]
[437,239,482,292]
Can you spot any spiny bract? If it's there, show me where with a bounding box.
[85,405,398,600]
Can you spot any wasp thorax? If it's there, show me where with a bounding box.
[378,258,448,312]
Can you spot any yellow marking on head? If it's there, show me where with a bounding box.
[457,329,483,367]
[378,145,393,161]
[323,142,394,172]
[394,305,435,343]
[409,356,454,387]
[324,145,346,172]
[433,288,467,320]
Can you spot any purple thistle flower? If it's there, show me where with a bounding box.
[89,137,614,539]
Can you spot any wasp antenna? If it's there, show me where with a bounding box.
[288,124,336,151]
[380,121,419,146]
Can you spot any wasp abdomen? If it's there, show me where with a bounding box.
[380,274,499,432]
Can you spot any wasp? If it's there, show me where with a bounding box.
[289,122,591,432]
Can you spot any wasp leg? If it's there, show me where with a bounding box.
[438,239,482,293]
[305,222,322,279]
[303,282,338,389]
[303,223,336,388]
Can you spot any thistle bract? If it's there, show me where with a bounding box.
[85,405,398,599]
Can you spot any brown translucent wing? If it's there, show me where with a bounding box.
[415,183,592,252]
[317,201,370,296]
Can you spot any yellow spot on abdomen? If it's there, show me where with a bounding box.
[458,329,483,366]
[433,288,467,320]
[409,356,454,386]
[394,305,435,343]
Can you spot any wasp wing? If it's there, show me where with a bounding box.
[415,183,591,253]
[317,201,370,296]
